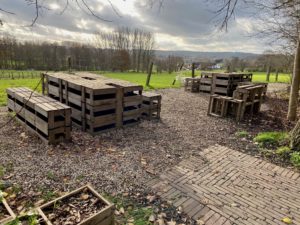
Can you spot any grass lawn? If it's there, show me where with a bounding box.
[0,79,42,106]
[95,71,180,90]
[0,70,291,106]
[251,72,291,83]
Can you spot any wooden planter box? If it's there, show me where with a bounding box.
[0,198,16,224]
[38,185,114,225]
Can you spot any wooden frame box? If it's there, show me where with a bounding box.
[0,198,16,224]
[38,185,114,225]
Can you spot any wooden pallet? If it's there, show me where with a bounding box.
[200,72,253,96]
[43,72,143,134]
[208,83,264,121]
[233,84,264,118]
[7,87,71,144]
[207,95,244,121]
[184,78,201,92]
[141,92,162,120]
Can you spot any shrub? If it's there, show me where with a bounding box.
[290,152,300,167]
[254,132,289,147]
[275,146,291,156]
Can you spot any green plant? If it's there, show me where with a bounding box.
[0,166,4,179]
[254,132,289,147]
[275,146,291,156]
[291,152,300,167]
[41,190,58,202]
[235,131,249,138]
[46,171,56,180]
[5,215,39,225]
[104,194,154,225]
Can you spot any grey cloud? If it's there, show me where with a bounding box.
[0,0,269,53]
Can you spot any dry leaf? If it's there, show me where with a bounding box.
[282,217,293,224]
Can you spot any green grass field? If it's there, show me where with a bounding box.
[0,70,291,106]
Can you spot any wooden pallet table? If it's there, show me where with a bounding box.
[200,72,253,96]
[141,92,162,120]
[43,72,143,135]
[6,87,71,144]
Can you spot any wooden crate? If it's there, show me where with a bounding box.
[207,95,244,121]
[141,92,162,120]
[38,185,114,225]
[200,72,253,96]
[184,78,201,92]
[6,87,71,144]
[0,198,16,224]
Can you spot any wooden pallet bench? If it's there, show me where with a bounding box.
[141,92,162,120]
[7,87,71,144]
[43,72,143,135]
[184,78,201,92]
[200,72,253,96]
[208,84,265,121]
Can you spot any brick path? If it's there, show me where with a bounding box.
[148,145,300,225]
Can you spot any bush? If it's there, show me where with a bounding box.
[275,146,291,156]
[254,132,289,147]
[290,152,300,167]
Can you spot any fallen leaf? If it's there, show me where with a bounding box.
[149,214,156,222]
[282,217,293,224]
[80,194,89,200]
[167,220,176,225]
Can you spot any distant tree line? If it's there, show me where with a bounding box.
[0,27,157,72]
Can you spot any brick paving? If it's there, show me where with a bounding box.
[148,145,300,225]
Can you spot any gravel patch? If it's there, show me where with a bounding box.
[0,88,285,195]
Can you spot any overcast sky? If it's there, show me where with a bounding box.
[0,0,268,53]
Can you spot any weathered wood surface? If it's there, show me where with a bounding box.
[7,87,71,144]
[208,83,267,121]
[141,92,162,120]
[0,199,16,224]
[198,72,253,96]
[43,72,143,135]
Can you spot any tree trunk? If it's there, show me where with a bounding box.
[291,119,300,150]
[287,34,300,121]
[275,69,279,82]
[266,65,271,82]
[192,63,195,78]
